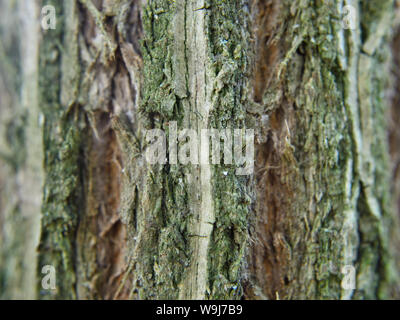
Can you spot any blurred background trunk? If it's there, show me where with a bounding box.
[0,0,400,300]
[0,0,42,299]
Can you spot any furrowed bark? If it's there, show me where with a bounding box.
[37,0,143,299]
[123,0,252,299]
[246,0,400,300]
[36,0,252,300]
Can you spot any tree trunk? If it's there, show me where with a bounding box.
[1,0,400,300]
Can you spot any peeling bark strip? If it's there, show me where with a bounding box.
[179,0,215,299]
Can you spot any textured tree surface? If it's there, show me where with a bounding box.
[1,0,400,300]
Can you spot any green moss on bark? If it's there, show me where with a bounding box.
[38,0,85,299]
[127,0,252,300]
